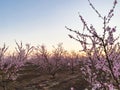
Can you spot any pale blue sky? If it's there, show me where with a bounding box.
[0,0,120,51]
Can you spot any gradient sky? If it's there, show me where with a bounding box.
[0,0,120,51]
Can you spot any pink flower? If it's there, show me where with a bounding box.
[106,26,111,31]
[108,84,114,90]
[111,27,116,32]
[114,0,117,5]
[70,87,75,90]
[107,31,114,45]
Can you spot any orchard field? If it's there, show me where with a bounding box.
[0,0,120,90]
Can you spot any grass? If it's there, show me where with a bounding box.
[24,70,89,90]
[0,67,89,90]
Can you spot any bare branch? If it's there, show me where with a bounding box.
[88,0,104,19]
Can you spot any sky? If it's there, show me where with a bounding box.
[0,0,120,51]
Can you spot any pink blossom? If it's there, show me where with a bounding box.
[114,0,117,5]
[106,26,111,31]
[108,84,114,90]
[70,87,75,90]
[111,27,116,32]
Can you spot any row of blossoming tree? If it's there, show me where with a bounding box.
[0,42,82,90]
[0,0,120,90]
[67,0,120,89]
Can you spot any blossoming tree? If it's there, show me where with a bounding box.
[66,0,120,89]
